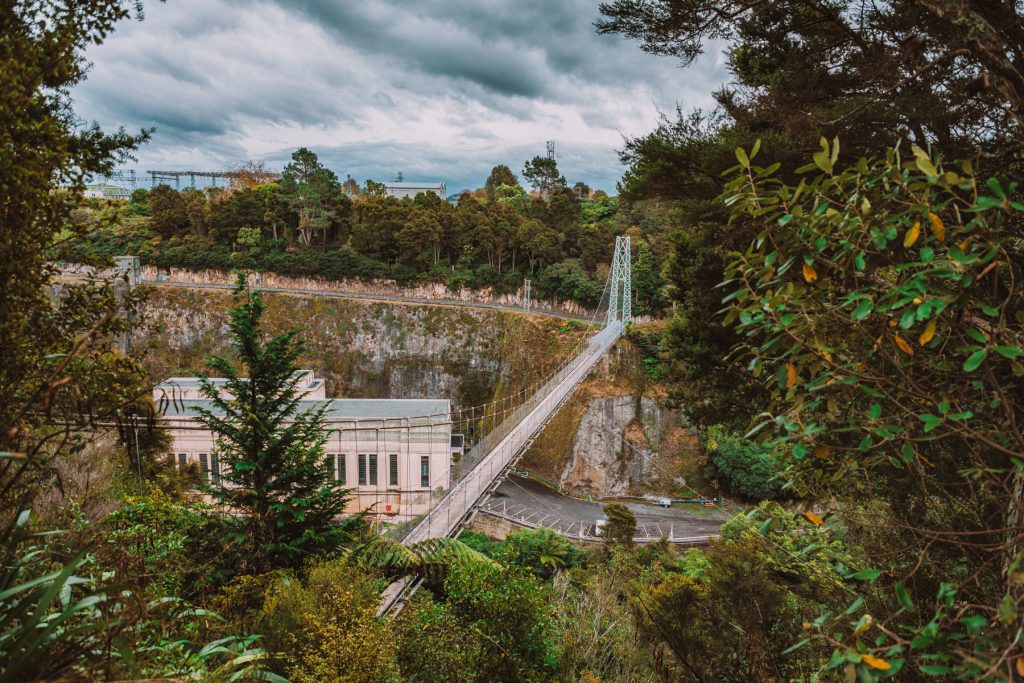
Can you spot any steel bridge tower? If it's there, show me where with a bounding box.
[607,235,632,326]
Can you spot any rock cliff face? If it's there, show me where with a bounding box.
[520,338,698,497]
[135,286,580,412]
[559,395,672,495]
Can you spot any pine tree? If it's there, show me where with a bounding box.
[193,274,349,573]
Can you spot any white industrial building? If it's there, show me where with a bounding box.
[382,181,446,200]
[154,371,462,522]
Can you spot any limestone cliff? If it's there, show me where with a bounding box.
[134,286,584,412]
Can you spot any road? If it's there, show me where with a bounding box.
[480,473,730,540]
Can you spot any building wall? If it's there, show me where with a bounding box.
[166,415,452,522]
[382,183,446,200]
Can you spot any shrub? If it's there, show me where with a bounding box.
[261,560,398,682]
[703,425,787,501]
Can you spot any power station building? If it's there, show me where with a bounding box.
[154,371,461,522]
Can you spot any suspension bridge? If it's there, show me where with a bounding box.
[375,236,634,614]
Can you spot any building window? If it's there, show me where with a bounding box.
[389,454,398,486]
[177,453,187,470]
[420,456,429,488]
[358,454,367,486]
[327,454,335,480]
[199,453,209,482]
[368,454,378,486]
[337,455,346,485]
[210,453,221,484]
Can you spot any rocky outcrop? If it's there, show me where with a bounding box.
[559,395,672,495]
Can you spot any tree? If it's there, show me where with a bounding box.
[193,274,350,574]
[720,139,1024,678]
[341,177,360,196]
[279,148,342,248]
[0,2,152,679]
[499,528,583,579]
[597,1,1024,164]
[262,559,398,682]
[702,425,786,501]
[484,164,519,199]
[602,503,636,548]
[572,181,591,199]
[227,160,277,190]
[442,562,560,681]
[180,187,209,238]
[522,155,566,197]
[363,179,387,198]
[636,503,841,680]
[147,184,189,238]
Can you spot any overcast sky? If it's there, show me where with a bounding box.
[72,0,728,193]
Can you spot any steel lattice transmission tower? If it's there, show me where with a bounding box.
[607,236,632,326]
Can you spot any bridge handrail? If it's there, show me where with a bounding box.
[398,322,621,546]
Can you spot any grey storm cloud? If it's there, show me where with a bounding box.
[72,0,729,192]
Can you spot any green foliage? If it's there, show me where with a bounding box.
[498,527,585,579]
[484,163,520,199]
[194,274,351,573]
[148,184,189,237]
[394,596,484,682]
[100,495,231,600]
[0,0,150,519]
[279,147,344,248]
[0,512,113,682]
[721,141,1024,678]
[348,536,494,587]
[602,503,637,548]
[262,559,398,682]
[442,561,560,681]
[456,529,506,558]
[636,502,844,680]
[703,424,787,501]
[522,155,566,196]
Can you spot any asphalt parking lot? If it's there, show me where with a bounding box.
[480,473,731,539]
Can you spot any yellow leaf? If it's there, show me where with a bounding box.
[813,444,830,459]
[1016,657,1024,677]
[919,319,937,346]
[903,221,920,247]
[802,263,818,283]
[929,212,945,241]
[862,655,891,671]
[804,511,825,525]
[894,335,914,355]
[786,362,797,388]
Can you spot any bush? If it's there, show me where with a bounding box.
[99,495,232,601]
[702,425,787,501]
[442,562,560,681]
[261,560,398,682]
[499,528,585,579]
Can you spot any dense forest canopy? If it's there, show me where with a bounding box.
[69,146,670,315]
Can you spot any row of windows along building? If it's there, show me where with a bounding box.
[155,371,463,522]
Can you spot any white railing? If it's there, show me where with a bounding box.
[377,322,622,615]
[401,321,621,545]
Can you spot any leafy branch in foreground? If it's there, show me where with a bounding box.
[721,138,1023,679]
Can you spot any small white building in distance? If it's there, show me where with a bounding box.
[84,183,131,200]
[382,181,446,200]
[154,371,461,522]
